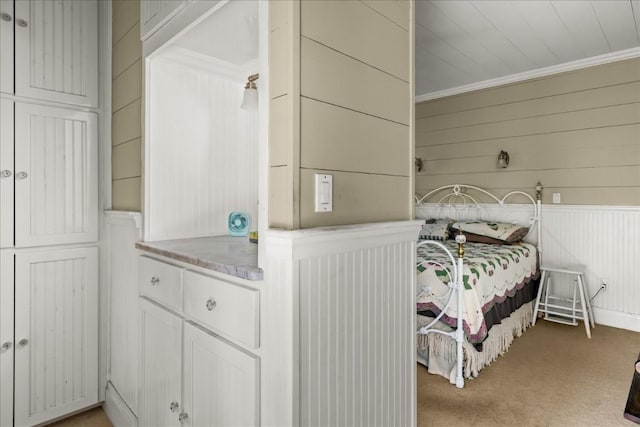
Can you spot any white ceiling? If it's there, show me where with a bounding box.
[415,0,640,99]
[173,0,258,68]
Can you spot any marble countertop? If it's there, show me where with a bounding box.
[135,235,263,281]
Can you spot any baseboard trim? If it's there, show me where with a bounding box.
[593,307,640,333]
[103,382,137,427]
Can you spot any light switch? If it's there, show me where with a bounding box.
[314,173,333,212]
[552,193,561,204]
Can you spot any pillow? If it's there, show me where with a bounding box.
[418,218,452,241]
[450,221,529,244]
[453,230,504,244]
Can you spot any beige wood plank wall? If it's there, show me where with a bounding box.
[269,0,414,229]
[112,0,143,211]
[415,58,640,206]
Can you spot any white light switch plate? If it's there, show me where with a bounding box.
[315,173,333,212]
[552,193,561,204]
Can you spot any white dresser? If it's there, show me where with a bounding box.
[135,237,263,427]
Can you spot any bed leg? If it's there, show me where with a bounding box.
[455,256,465,389]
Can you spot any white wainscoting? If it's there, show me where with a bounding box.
[103,211,142,427]
[539,205,640,332]
[144,50,259,241]
[262,221,421,426]
[416,203,640,332]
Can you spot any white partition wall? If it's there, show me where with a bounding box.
[261,221,421,426]
[103,211,142,426]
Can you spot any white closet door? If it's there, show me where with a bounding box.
[140,0,186,41]
[0,251,14,427]
[0,99,13,248]
[14,247,98,427]
[14,102,98,248]
[13,0,98,107]
[182,322,259,427]
[0,0,13,94]
[139,298,183,427]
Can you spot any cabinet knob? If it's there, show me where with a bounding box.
[1,342,11,352]
[169,401,180,413]
[18,339,28,347]
[150,276,159,286]
[1,13,11,22]
[206,298,216,311]
[15,172,28,180]
[0,170,11,178]
[178,412,189,423]
[16,18,27,27]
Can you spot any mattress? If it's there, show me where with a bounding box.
[416,240,539,345]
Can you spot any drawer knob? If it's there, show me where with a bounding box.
[0,170,11,178]
[1,342,11,352]
[206,298,216,311]
[17,18,27,27]
[15,171,28,180]
[1,13,11,22]
[150,276,159,286]
[169,401,180,413]
[178,412,189,423]
[18,339,28,347]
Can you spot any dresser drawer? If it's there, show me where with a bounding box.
[183,270,259,348]
[139,255,183,312]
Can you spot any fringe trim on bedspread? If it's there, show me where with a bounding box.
[417,302,533,383]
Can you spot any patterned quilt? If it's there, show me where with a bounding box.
[416,240,539,344]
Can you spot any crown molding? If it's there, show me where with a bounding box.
[415,46,640,103]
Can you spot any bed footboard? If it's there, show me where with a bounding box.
[417,234,466,388]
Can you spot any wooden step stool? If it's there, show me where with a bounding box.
[532,265,595,338]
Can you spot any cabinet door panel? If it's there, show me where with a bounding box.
[0,99,13,248]
[0,252,14,427]
[14,103,98,247]
[14,247,99,426]
[183,323,259,427]
[139,298,182,427]
[14,0,98,107]
[0,0,13,94]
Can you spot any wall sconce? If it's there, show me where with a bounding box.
[497,150,510,169]
[241,73,259,111]
[415,157,423,172]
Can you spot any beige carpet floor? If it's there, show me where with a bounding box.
[418,320,640,427]
[45,406,112,427]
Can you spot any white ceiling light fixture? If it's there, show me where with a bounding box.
[241,73,259,111]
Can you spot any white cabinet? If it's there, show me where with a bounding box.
[138,256,261,426]
[0,101,98,248]
[183,323,259,427]
[0,0,99,106]
[9,247,99,426]
[0,1,100,425]
[0,1,14,94]
[140,0,186,41]
[0,99,14,248]
[0,252,14,427]
[139,298,183,427]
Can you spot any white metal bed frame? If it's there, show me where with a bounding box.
[415,183,543,388]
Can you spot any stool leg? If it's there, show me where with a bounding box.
[543,272,552,320]
[532,270,547,326]
[579,274,596,328]
[572,279,578,322]
[576,276,591,339]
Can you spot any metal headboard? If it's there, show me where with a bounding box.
[415,182,543,254]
